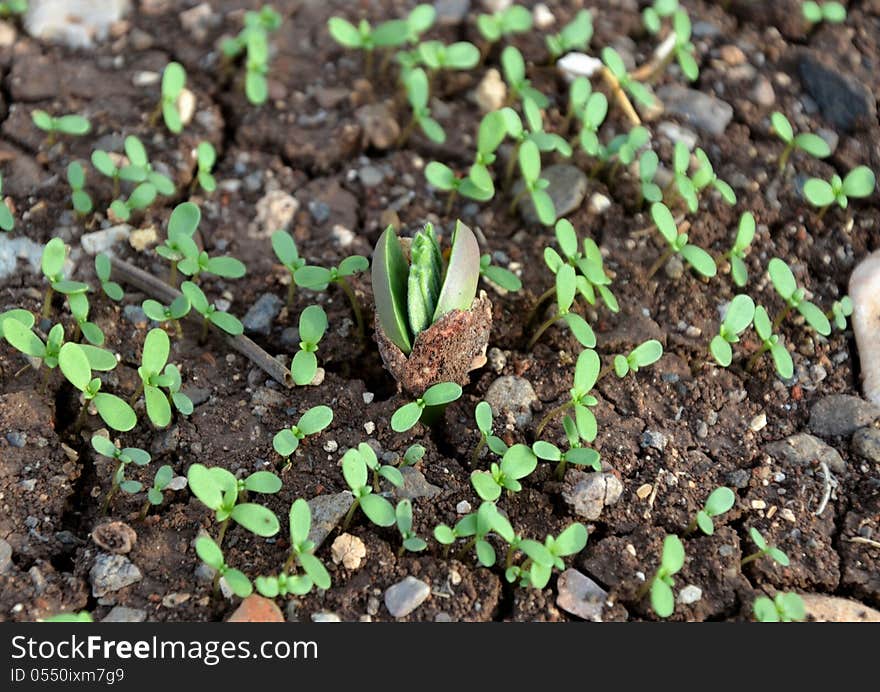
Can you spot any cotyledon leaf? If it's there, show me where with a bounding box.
[372,225,412,354]
[433,221,480,322]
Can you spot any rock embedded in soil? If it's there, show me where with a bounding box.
[809,395,880,438]
[393,467,441,501]
[474,68,506,113]
[676,585,702,605]
[0,234,45,280]
[851,427,880,463]
[102,606,146,623]
[384,576,431,618]
[25,0,130,49]
[515,164,588,225]
[90,553,142,597]
[798,52,877,133]
[0,539,12,574]
[80,225,132,255]
[179,2,219,43]
[251,190,299,238]
[227,595,284,623]
[765,433,846,475]
[91,522,137,555]
[849,251,880,405]
[562,470,624,520]
[242,293,284,337]
[656,85,733,136]
[556,569,613,622]
[311,612,342,622]
[355,103,400,150]
[801,594,880,622]
[484,375,538,430]
[307,491,355,550]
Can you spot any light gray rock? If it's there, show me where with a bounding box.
[798,53,876,133]
[657,85,733,135]
[394,467,441,501]
[0,539,12,574]
[562,471,623,520]
[485,375,538,429]
[657,121,698,150]
[516,164,588,224]
[0,234,45,281]
[765,433,845,475]
[435,0,470,25]
[25,0,130,48]
[358,165,385,188]
[809,395,880,438]
[851,427,880,462]
[90,553,142,597]
[311,612,342,622]
[641,430,669,451]
[385,576,431,618]
[307,491,355,549]
[677,584,703,605]
[80,225,131,255]
[242,293,284,336]
[556,568,611,621]
[102,606,147,622]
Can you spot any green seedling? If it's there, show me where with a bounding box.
[802,1,846,25]
[271,230,306,306]
[142,295,191,337]
[94,254,123,302]
[341,445,397,529]
[472,400,509,464]
[828,296,852,331]
[670,143,736,211]
[435,500,515,567]
[105,137,174,219]
[602,47,656,109]
[686,486,735,535]
[295,255,367,339]
[741,527,790,568]
[500,102,570,192]
[187,463,281,543]
[689,147,736,206]
[0,175,13,231]
[770,112,830,172]
[400,68,445,144]
[643,534,685,618]
[669,11,698,81]
[66,162,92,216]
[373,221,481,356]
[403,4,435,45]
[536,348,600,442]
[710,294,755,367]
[195,142,217,193]
[157,62,187,133]
[469,110,508,200]
[477,4,532,43]
[643,0,679,34]
[2,320,116,379]
[58,342,136,431]
[327,14,407,75]
[638,150,663,203]
[195,535,253,598]
[31,110,90,145]
[0,309,33,345]
[42,612,94,623]
[512,139,556,226]
[141,464,174,518]
[400,443,427,467]
[500,46,548,107]
[391,382,462,432]
[351,441,404,491]
[222,6,282,104]
[132,328,193,428]
[67,292,104,346]
[418,41,480,71]
[753,592,806,622]
[505,523,588,589]
[91,434,151,512]
[575,89,609,157]
[108,183,157,222]
[596,126,651,180]
[257,499,331,598]
[39,237,88,318]
[0,1,27,18]
[726,211,756,287]
[613,339,664,377]
[546,9,593,61]
[91,150,123,197]
[479,253,521,292]
[471,443,537,502]
[767,257,831,336]
[179,249,246,282]
[750,305,794,379]
[290,305,327,386]
[396,499,427,554]
[272,405,333,461]
[649,202,717,279]
[532,436,600,481]
[426,162,494,212]
[804,166,876,218]
[181,281,244,340]
[527,260,596,349]
[118,135,175,194]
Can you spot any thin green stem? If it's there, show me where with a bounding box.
[778,143,793,172]
[527,312,561,350]
[746,343,770,373]
[508,188,528,216]
[40,286,54,320]
[444,188,458,216]
[286,275,296,307]
[772,305,792,331]
[337,277,364,342]
[101,462,124,515]
[554,459,568,481]
[199,317,209,344]
[535,400,574,438]
[169,261,178,288]
[129,381,144,407]
[646,247,676,280]
[454,537,476,562]
[636,575,654,600]
[525,286,556,328]
[817,204,830,221]
[504,141,522,193]
[740,551,763,567]
[470,436,486,467]
[342,499,360,531]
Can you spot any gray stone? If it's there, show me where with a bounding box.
[150,426,179,455]
[90,553,142,597]
[515,164,588,225]
[556,568,610,621]
[25,0,130,48]
[751,77,775,108]
[852,427,880,463]
[0,234,45,281]
[355,103,400,150]
[183,387,211,407]
[308,200,331,225]
[562,471,623,520]
[242,293,284,336]
[798,53,876,133]
[809,395,880,438]
[80,225,131,255]
[641,430,668,451]
[358,165,385,188]
[394,467,441,501]
[484,375,538,429]
[179,2,220,43]
[5,431,26,447]
[311,612,341,622]
[657,121,698,150]
[251,387,286,408]
[765,433,845,475]
[0,539,12,574]
[435,0,470,25]
[280,327,300,349]
[102,606,147,623]
[384,576,431,618]
[677,584,703,605]
[307,492,355,549]
[657,85,733,135]
[726,468,751,489]
[123,305,148,326]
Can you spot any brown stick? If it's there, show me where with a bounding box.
[109,256,294,388]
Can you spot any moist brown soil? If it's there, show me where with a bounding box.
[0,0,879,622]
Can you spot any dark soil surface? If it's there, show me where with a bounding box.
[1,0,879,622]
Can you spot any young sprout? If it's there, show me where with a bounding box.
[644,534,685,618]
[91,434,151,512]
[179,249,247,282]
[95,254,123,302]
[803,166,876,218]
[391,382,462,433]
[471,444,538,502]
[58,342,136,431]
[222,6,282,104]
[829,296,853,331]
[639,150,663,203]
[31,110,90,145]
[690,148,736,205]
[686,487,735,535]
[66,162,92,216]
[597,126,651,180]
[669,11,698,81]
[545,9,593,61]
[271,230,305,306]
[506,523,588,589]
[500,101,570,191]
[272,405,333,462]
[643,0,679,34]
[403,4,436,45]
[295,255,368,339]
[511,139,556,226]
[327,14,408,75]
[649,202,717,279]
[770,112,831,172]
[42,612,94,623]
[157,62,187,133]
[2,320,116,377]
[469,110,507,196]
[802,1,846,26]
[753,592,806,622]
[354,441,404,491]
[195,535,253,598]
[132,328,194,428]
[400,443,427,467]
[181,281,244,340]
[396,499,427,554]
[426,161,494,214]
[141,464,174,518]
[767,257,831,336]
[40,237,88,318]
[108,183,157,222]
[400,68,445,144]
[532,436,600,481]
[67,292,104,345]
[710,295,755,367]
[500,46,549,107]
[418,41,480,72]
[0,309,34,344]
[527,261,597,349]
[750,305,794,379]
[575,90,609,157]
[90,149,123,197]
[142,295,191,337]
[479,254,522,292]
[726,211,756,287]
[472,400,509,464]
[476,4,532,44]
[741,527,790,568]
[118,135,175,195]
[341,445,397,529]
[435,501,515,567]
[290,305,327,386]
[536,348,601,441]
[194,142,217,193]
[0,175,12,231]
[602,47,656,110]
[187,463,281,542]
[613,339,664,377]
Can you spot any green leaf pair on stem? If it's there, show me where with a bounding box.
[471,443,538,501]
[133,328,193,428]
[272,405,333,460]
[391,382,462,432]
[59,342,136,431]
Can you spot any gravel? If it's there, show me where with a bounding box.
[384,576,431,618]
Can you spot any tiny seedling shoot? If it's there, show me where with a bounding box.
[770,112,830,172]
[470,444,538,502]
[271,230,306,306]
[685,487,735,535]
[156,61,187,133]
[642,534,685,618]
[341,445,397,530]
[472,400,509,464]
[753,592,806,622]
[290,305,328,386]
[272,405,333,462]
[131,328,194,428]
[181,281,244,341]
[67,162,93,216]
[726,211,756,288]
[295,254,368,340]
[31,110,90,145]
[0,175,13,231]
[396,499,427,554]
[91,434,151,513]
[803,166,876,218]
[196,535,253,598]
[741,527,790,568]
[767,258,831,336]
[58,342,136,432]
[141,465,175,518]
[649,202,716,279]
[391,381,462,432]
[195,141,217,193]
[710,295,755,367]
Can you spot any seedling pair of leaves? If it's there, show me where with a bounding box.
[502,101,571,167]
[726,211,756,287]
[477,4,531,43]
[602,47,656,109]
[651,202,717,278]
[768,258,831,336]
[341,445,398,528]
[753,592,806,622]
[91,434,150,510]
[67,162,93,215]
[752,305,794,380]
[828,296,853,332]
[710,294,755,367]
[31,110,90,144]
[99,137,174,221]
[668,11,699,81]
[417,41,479,72]
[58,342,136,431]
[67,291,104,346]
[802,1,846,25]
[770,112,830,172]
[40,237,89,318]
[396,499,427,553]
[515,139,556,226]
[2,318,115,378]
[143,465,175,515]
[671,143,736,212]
[501,46,548,108]
[613,339,664,377]
[435,501,515,568]
[596,126,651,174]
[271,230,306,306]
[471,444,537,502]
[643,0,679,34]
[158,62,187,134]
[687,487,735,535]
[187,463,281,538]
[742,527,790,568]
[158,202,246,283]
[535,348,601,443]
[473,401,509,463]
[327,14,408,53]
[527,256,597,349]
[294,255,367,339]
[222,6,282,104]
[196,535,253,598]
[134,328,193,428]
[567,78,608,156]
[0,175,13,231]
[479,253,522,293]
[391,382,462,432]
[533,435,601,481]
[546,9,593,61]
[194,142,217,193]
[256,498,331,597]
[273,405,333,460]
[402,68,445,144]
[142,295,190,334]
[505,523,588,589]
[803,166,875,215]
[289,305,327,385]
[647,534,685,618]
[182,281,244,338]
